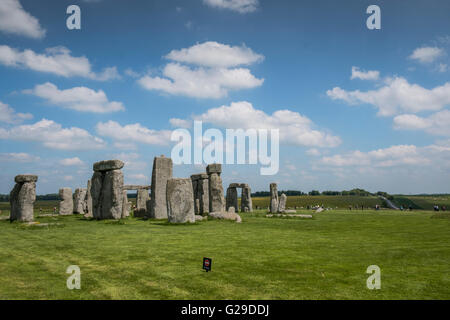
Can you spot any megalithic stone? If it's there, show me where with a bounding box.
[59,187,73,215]
[91,160,124,220]
[191,173,209,215]
[278,193,287,213]
[121,190,130,218]
[135,188,150,217]
[270,183,279,213]
[73,188,87,214]
[226,186,238,212]
[207,164,225,213]
[150,156,173,219]
[10,175,37,222]
[166,178,195,223]
[241,185,253,212]
[85,179,93,217]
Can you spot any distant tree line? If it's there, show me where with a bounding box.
[252,188,389,197]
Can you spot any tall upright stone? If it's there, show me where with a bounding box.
[121,190,130,218]
[135,188,150,217]
[226,186,238,212]
[91,160,124,220]
[73,188,87,214]
[241,185,253,212]
[150,156,173,219]
[84,179,93,217]
[191,173,209,215]
[270,183,279,213]
[10,175,37,222]
[166,178,195,223]
[59,188,73,215]
[207,164,225,213]
[278,193,287,213]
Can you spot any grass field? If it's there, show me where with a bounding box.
[251,195,384,209]
[0,200,449,300]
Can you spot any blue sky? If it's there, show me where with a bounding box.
[1,0,450,195]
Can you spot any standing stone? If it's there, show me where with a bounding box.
[91,160,124,220]
[59,188,73,215]
[278,193,287,213]
[121,190,130,218]
[241,185,253,212]
[166,178,195,223]
[135,188,150,217]
[226,186,238,212]
[84,179,93,217]
[270,183,279,213]
[150,156,173,219]
[207,164,225,213]
[73,188,87,214]
[10,175,37,222]
[191,173,210,216]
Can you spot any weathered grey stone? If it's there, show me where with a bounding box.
[122,190,130,218]
[134,188,150,217]
[150,156,173,219]
[206,163,222,175]
[91,168,124,220]
[84,179,93,217]
[270,183,279,213]
[209,210,242,223]
[195,215,207,222]
[93,160,124,172]
[241,186,253,212]
[166,178,195,223]
[278,193,287,213]
[73,188,87,214]
[14,175,38,183]
[123,185,151,190]
[315,207,324,213]
[10,175,37,222]
[59,188,73,215]
[226,187,238,212]
[229,183,248,188]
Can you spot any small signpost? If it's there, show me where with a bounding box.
[203,257,212,272]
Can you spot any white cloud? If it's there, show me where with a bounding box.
[63,175,74,181]
[138,42,264,99]
[0,119,106,150]
[59,157,84,166]
[127,173,148,181]
[321,145,431,168]
[409,46,445,63]
[306,148,321,156]
[0,0,46,39]
[393,110,450,136]
[25,82,125,113]
[138,63,263,99]
[327,77,450,116]
[165,41,264,68]
[0,101,32,124]
[169,118,192,129]
[194,101,341,147]
[437,63,448,73]
[96,121,172,146]
[203,0,259,13]
[350,66,379,81]
[0,45,119,80]
[0,152,39,163]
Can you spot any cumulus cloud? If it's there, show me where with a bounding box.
[138,42,264,99]
[321,145,431,168]
[24,82,125,113]
[393,110,450,136]
[0,101,32,124]
[59,157,84,166]
[350,66,379,81]
[165,41,264,68]
[96,121,172,146]
[327,77,450,116]
[169,118,192,129]
[409,46,445,64]
[203,0,259,13]
[194,101,341,147]
[0,152,39,163]
[0,45,120,80]
[0,119,106,150]
[0,0,46,39]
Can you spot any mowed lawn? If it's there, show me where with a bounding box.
[0,203,449,299]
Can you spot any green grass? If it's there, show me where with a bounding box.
[0,201,449,300]
[251,195,384,209]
